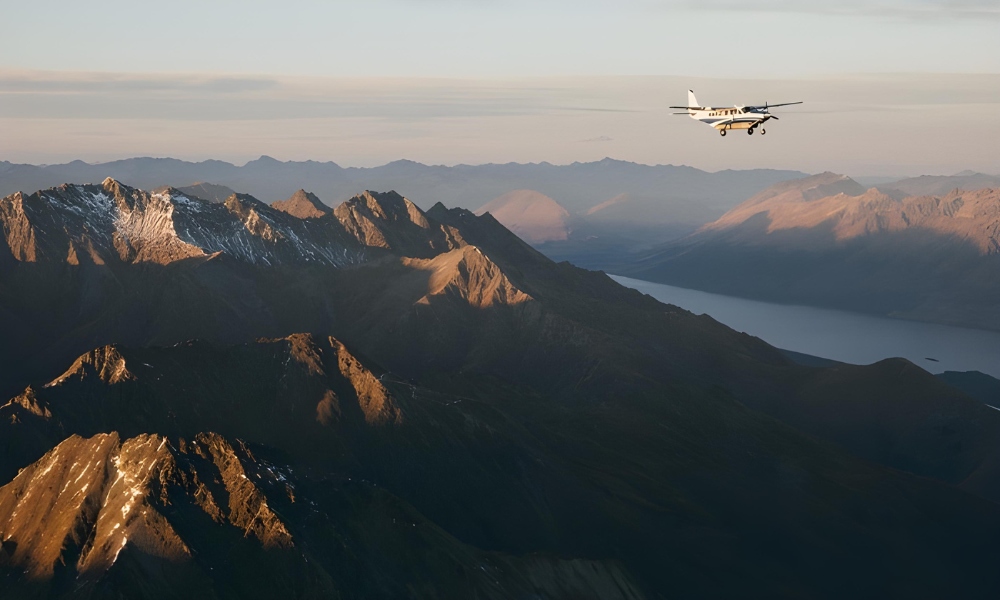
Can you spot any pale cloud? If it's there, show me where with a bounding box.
[615,0,1000,18]
[0,72,279,95]
[396,0,1000,18]
[4,1,998,78]
[0,71,610,121]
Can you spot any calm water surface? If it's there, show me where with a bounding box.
[612,275,1000,379]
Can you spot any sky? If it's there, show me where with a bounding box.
[2,0,999,176]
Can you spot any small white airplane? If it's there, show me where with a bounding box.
[671,90,802,137]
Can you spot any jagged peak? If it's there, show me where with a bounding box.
[327,336,400,426]
[0,431,293,581]
[383,158,424,169]
[223,192,268,211]
[426,203,480,230]
[853,187,898,204]
[271,189,331,219]
[2,189,24,203]
[332,190,458,257]
[407,245,532,309]
[100,177,137,202]
[46,345,135,388]
[427,201,449,214]
[428,203,473,218]
[2,181,367,268]
[244,155,283,166]
[2,386,52,419]
[291,189,323,203]
[221,193,285,245]
[339,190,426,224]
[270,333,400,426]
[279,333,328,377]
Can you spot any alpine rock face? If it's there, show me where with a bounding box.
[0,178,375,268]
[0,433,298,590]
[3,178,1000,598]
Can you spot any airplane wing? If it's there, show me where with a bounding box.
[746,101,803,110]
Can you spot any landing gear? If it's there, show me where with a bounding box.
[748,128,754,135]
[719,129,727,137]
[761,128,766,135]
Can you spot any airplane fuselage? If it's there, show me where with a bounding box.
[690,107,772,131]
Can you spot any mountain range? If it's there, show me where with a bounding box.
[623,172,1000,331]
[0,157,805,223]
[3,178,1000,597]
[0,156,810,258]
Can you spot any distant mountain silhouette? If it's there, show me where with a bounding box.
[879,171,1000,197]
[476,189,572,243]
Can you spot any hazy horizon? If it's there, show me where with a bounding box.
[3,151,995,184]
[2,72,999,178]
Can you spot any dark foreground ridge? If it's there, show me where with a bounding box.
[2,180,1000,598]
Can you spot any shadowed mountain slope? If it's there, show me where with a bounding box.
[1,429,641,600]
[5,335,1000,599]
[3,180,1000,597]
[937,370,1000,410]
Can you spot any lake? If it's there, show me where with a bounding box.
[612,275,1000,379]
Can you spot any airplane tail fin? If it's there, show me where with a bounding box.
[670,90,704,117]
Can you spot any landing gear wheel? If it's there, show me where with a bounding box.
[719,129,727,137]
[761,128,766,135]
[748,128,754,135]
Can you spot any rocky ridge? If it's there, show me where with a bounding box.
[704,173,1000,253]
[0,334,403,479]
[626,173,1000,329]
[0,432,305,597]
[4,177,1000,597]
[0,337,651,599]
[0,180,472,268]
